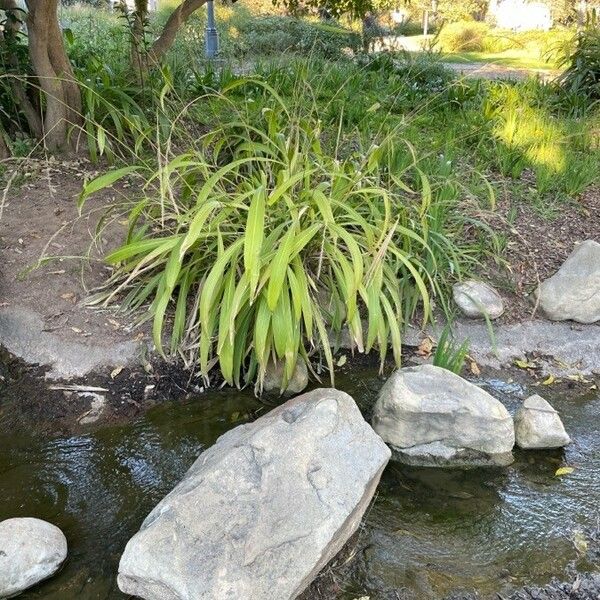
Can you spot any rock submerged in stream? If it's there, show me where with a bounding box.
[0,518,68,599]
[372,365,515,467]
[117,388,390,600]
[444,573,600,600]
[515,394,571,449]
[508,573,600,600]
[536,239,600,324]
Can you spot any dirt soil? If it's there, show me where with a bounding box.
[0,157,148,348]
[3,161,599,336]
[477,184,600,323]
[444,61,558,82]
[0,344,204,436]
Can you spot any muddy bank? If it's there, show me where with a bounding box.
[0,345,207,434]
[2,334,597,436]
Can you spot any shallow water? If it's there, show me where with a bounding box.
[0,368,599,599]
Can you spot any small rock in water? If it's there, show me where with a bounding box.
[372,364,515,467]
[514,394,571,449]
[452,280,504,320]
[0,518,68,598]
[118,388,390,600]
[262,357,309,395]
[536,239,600,324]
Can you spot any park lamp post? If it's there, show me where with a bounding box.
[205,0,219,58]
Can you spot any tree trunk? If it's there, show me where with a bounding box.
[576,0,588,30]
[47,13,82,127]
[26,0,67,150]
[0,0,43,138]
[25,0,82,151]
[0,126,10,160]
[148,0,208,65]
[130,0,150,81]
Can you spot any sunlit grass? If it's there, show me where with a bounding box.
[439,49,559,71]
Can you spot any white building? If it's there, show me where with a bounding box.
[488,0,553,30]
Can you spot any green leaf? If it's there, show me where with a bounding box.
[292,257,314,340]
[199,239,243,329]
[106,236,178,264]
[244,186,266,298]
[97,125,106,156]
[179,199,221,259]
[266,226,296,311]
[254,295,272,367]
[78,166,140,210]
[272,287,292,359]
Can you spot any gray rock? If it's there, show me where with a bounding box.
[118,388,390,600]
[372,365,515,467]
[420,319,600,377]
[452,280,504,319]
[0,518,67,598]
[262,358,309,395]
[0,307,140,379]
[536,240,600,324]
[515,394,571,449]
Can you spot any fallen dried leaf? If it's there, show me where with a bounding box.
[515,358,536,369]
[470,360,481,376]
[555,466,574,476]
[567,374,591,384]
[110,366,124,379]
[417,337,434,358]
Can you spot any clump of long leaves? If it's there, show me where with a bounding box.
[558,26,600,103]
[80,79,464,392]
[432,325,469,375]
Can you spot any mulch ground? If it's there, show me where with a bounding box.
[476,183,600,323]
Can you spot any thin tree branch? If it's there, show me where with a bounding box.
[148,0,208,64]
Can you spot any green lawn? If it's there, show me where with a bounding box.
[439,48,559,71]
[401,34,560,71]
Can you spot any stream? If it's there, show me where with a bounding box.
[0,366,599,599]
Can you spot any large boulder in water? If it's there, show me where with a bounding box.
[0,518,68,598]
[536,240,600,324]
[117,388,390,600]
[372,365,515,467]
[515,394,571,449]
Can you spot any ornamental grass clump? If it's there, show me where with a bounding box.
[80,79,462,392]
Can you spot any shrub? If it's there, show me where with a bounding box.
[79,78,480,391]
[437,20,489,52]
[558,27,600,101]
[61,4,128,74]
[476,27,575,67]
[232,16,361,59]
[0,8,33,141]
